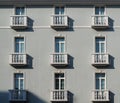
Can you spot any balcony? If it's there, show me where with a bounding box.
[9,89,27,102]
[92,90,109,102]
[92,53,110,66]
[9,53,27,66]
[51,15,68,28]
[92,15,109,29]
[50,90,68,102]
[10,15,28,29]
[50,53,68,66]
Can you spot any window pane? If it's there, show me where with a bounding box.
[101,79,105,89]
[61,79,64,89]
[96,79,100,89]
[61,43,65,53]
[101,43,105,53]
[55,79,59,89]
[100,7,105,15]
[95,7,99,15]
[15,7,25,15]
[20,79,24,89]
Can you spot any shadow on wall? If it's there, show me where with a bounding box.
[110,91,115,103]
[96,55,115,69]
[27,91,47,103]
[0,91,9,103]
[68,91,74,103]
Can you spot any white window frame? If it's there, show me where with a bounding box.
[53,5,66,15]
[13,72,25,90]
[95,72,106,90]
[13,35,26,53]
[13,6,26,15]
[94,36,107,53]
[54,36,66,53]
[93,6,106,15]
[54,72,65,90]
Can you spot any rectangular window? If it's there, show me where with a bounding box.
[95,73,106,90]
[14,37,25,53]
[55,37,65,53]
[14,73,24,90]
[55,6,64,15]
[95,37,105,53]
[55,73,65,90]
[15,7,25,15]
[95,7,105,15]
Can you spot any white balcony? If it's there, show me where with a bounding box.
[9,89,27,101]
[92,53,109,66]
[10,15,28,29]
[9,53,27,66]
[50,53,68,66]
[51,15,68,28]
[92,90,109,102]
[50,90,68,102]
[92,15,109,29]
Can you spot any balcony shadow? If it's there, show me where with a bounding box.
[0,91,9,103]
[14,54,33,69]
[53,17,74,32]
[55,55,74,69]
[109,91,115,103]
[27,91,47,103]
[96,17,114,32]
[15,17,34,32]
[68,91,74,103]
[96,55,115,69]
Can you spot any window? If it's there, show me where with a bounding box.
[14,73,24,90]
[95,37,106,53]
[55,6,64,15]
[55,37,65,53]
[54,73,65,90]
[95,73,106,90]
[14,37,25,53]
[95,7,105,15]
[15,7,25,15]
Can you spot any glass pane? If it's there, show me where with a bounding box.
[15,79,19,89]
[15,7,24,15]
[20,43,24,53]
[61,79,64,89]
[61,43,65,53]
[101,79,105,89]
[20,79,24,89]
[55,7,64,15]
[96,79,100,89]
[95,7,99,15]
[101,43,105,53]
[55,7,59,14]
[60,7,64,14]
[100,7,105,15]
[55,79,59,89]
[95,43,99,53]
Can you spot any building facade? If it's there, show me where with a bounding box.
[0,0,120,103]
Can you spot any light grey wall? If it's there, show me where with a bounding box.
[0,4,120,103]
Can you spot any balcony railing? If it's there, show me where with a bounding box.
[92,53,109,66]
[51,15,68,28]
[92,90,109,102]
[9,53,27,66]
[10,15,28,29]
[50,53,68,66]
[9,89,27,101]
[92,15,109,29]
[50,90,68,102]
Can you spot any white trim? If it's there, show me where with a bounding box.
[54,36,66,53]
[94,72,106,90]
[13,35,26,53]
[94,35,106,53]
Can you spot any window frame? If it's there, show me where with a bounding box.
[94,36,107,53]
[93,6,106,15]
[94,72,106,90]
[53,5,66,15]
[13,6,26,15]
[13,35,26,53]
[54,72,66,90]
[13,72,25,90]
[54,36,66,53]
